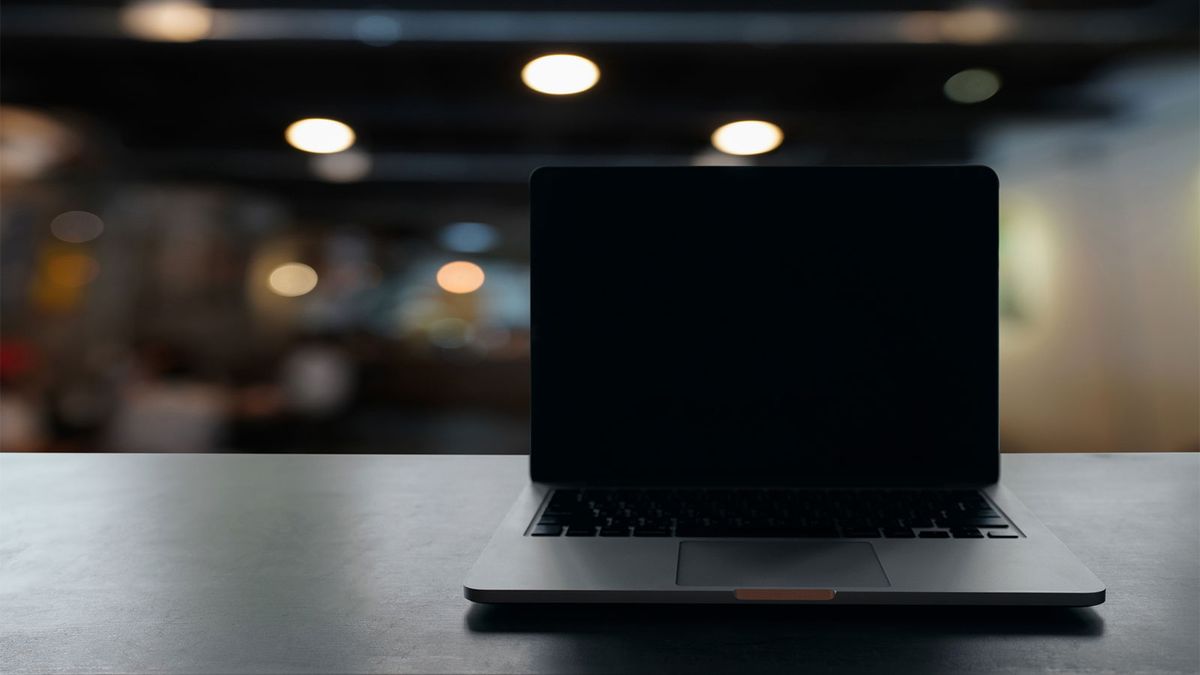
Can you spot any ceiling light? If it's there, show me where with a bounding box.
[521,54,600,95]
[309,149,372,182]
[285,118,356,154]
[711,120,783,156]
[944,69,1001,104]
[436,261,486,294]
[267,263,319,297]
[120,0,214,42]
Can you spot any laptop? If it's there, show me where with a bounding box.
[464,166,1105,605]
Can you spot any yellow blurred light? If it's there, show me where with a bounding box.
[267,262,319,297]
[521,54,600,95]
[285,118,356,154]
[944,69,1002,104]
[47,252,100,288]
[120,0,214,42]
[50,211,104,243]
[711,120,783,156]
[436,261,485,294]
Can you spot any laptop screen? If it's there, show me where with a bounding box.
[530,167,998,486]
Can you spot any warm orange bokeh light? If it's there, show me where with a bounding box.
[47,252,100,287]
[436,261,485,294]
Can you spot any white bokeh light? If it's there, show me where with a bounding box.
[285,118,356,154]
[521,54,600,95]
[711,120,784,156]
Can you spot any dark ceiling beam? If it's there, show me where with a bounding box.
[2,7,1185,45]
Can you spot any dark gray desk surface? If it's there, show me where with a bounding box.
[1,453,1197,674]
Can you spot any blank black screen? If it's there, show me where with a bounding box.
[531,167,998,486]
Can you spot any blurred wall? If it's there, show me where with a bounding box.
[988,59,1199,453]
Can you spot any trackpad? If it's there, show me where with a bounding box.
[676,541,890,587]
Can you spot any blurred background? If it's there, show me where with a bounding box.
[0,1,1196,454]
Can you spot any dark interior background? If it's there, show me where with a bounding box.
[1,1,1196,454]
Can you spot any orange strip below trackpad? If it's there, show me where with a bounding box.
[735,588,837,601]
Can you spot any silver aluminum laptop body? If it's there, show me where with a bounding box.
[465,167,1105,605]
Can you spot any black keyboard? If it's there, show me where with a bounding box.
[529,488,1018,539]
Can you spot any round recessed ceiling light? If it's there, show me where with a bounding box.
[944,69,1002,104]
[285,118,356,154]
[436,261,486,294]
[521,54,600,95]
[267,262,319,297]
[120,0,214,42]
[711,120,783,156]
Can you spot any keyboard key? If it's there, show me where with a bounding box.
[883,528,915,538]
[951,528,984,538]
[532,524,562,536]
[987,532,1019,539]
[633,528,670,537]
[843,529,881,538]
[918,530,950,538]
[599,527,630,537]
